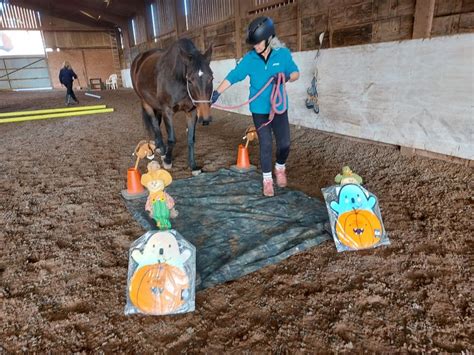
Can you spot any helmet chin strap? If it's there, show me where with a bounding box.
[256,37,272,55]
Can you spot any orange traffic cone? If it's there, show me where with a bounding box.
[121,167,148,200]
[230,144,256,173]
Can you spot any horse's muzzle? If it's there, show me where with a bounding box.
[196,103,212,126]
[198,116,213,126]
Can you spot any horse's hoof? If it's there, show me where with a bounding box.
[191,169,202,176]
[161,156,172,169]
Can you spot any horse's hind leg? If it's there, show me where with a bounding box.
[186,111,201,175]
[142,103,166,157]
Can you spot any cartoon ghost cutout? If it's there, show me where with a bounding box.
[330,184,377,215]
[129,231,191,314]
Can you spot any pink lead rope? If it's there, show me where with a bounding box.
[212,72,288,131]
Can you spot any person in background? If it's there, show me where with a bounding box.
[211,16,300,197]
[59,61,79,105]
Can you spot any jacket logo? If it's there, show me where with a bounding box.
[272,63,280,66]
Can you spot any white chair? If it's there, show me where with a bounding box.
[106,74,118,90]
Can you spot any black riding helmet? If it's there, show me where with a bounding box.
[246,16,275,45]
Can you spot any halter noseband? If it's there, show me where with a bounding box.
[186,79,212,105]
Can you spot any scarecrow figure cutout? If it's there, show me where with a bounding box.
[141,161,178,230]
[334,166,363,185]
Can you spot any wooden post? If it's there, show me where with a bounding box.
[297,0,302,52]
[119,23,131,50]
[412,0,435,39]
[234,0,242,58]
[139,5,150,44]
[81,50,89,86]
[240,0,251,17]
[173,0,186,36]
[328,15,333,48]
[200,26,205,51]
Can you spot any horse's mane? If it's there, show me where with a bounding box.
[162,38,203,82]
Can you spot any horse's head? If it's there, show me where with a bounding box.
[180,44,213,125]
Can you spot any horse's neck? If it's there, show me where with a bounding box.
[161,45,187,83]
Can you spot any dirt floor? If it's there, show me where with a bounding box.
[0,89,472,353]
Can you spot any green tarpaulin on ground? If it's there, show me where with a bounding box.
[123,168,331,290]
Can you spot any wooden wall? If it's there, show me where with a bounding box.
[432,0,474,35]
[123,0,474,66]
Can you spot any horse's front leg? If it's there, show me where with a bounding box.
[186,111,201,175]
[162,107,175,169]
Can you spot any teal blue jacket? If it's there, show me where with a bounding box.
[225,47,299,114]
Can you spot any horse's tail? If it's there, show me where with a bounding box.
[153,109,162,126]
[141,107,154,134]
[141,106,162,134]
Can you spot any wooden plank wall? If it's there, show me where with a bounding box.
[42,31,113,49]
[432,0,474,35]
[186,0,234,30]
[155,0,176,35]
[123,0,474,65]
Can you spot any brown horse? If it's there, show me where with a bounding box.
[131,38,213,174]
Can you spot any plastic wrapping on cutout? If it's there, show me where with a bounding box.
[125,230,196,315]
[322,184,389,252]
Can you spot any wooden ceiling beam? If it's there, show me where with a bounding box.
[9,0,131,28]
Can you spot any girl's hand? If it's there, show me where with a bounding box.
[271,73,290,83]
[211,90,221,104]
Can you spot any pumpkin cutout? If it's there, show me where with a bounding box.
[322,184,389,252]
[335,209,382,250]
[125,230,196,316]
[129,263,189,314]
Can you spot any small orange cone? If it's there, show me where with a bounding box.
[230,144,256,173]
[121,167,148,200]
[127,168,144,194]
[237,144,250,169]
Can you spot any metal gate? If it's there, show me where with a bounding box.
[0,56,52,90]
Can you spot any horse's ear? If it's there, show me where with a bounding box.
[203,44,213,63]
[179,46,193,64]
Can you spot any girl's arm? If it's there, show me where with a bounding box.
[216,55,250,95]
[215,79,232,94]
[288,72,299,82]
